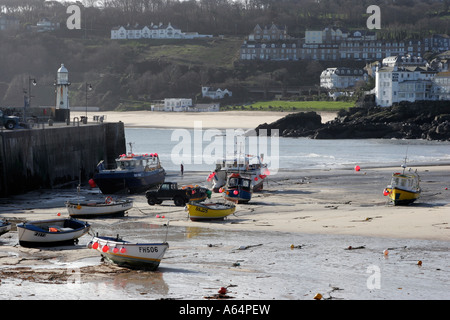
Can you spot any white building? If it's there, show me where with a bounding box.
[320,67,368,89]
[305,27,374,44]
[201,87,232,99]
[432,71,450,101]
[35,18,60,32]
[164,98,192,112]
[375,56,438,107]
[189,103,220,112]
[111,22,212,40]
[111,26,126,39]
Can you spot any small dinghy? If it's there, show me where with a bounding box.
[0,220,11,237]
[186,201,236,221]
[88,233,169,270]
[66,197,133,218]
[17,218,91,247]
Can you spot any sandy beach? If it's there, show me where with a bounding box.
[0,110,449,301]
[71,110,338,129]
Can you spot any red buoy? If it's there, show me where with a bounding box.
[88,179,96,188]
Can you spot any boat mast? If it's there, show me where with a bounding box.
[128,142,134,155]
[401,146,409,174]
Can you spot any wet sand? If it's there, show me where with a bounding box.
[0,111,449,301]
[1,166,449,300]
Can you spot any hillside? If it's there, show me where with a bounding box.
[0,0,448,110]
[0,33,358,110]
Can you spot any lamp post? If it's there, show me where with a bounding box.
[85,82,92,121]
[23,76,37,123]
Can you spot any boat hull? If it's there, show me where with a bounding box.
[211,170,265,192]
[17,218,90,247]
[187,202,236,221]
[93,168,165,194]
[66,199,133,218]
[90,236,169,270]
[0,222,11,236]
[223,188,252,203]
[386,187,420,205]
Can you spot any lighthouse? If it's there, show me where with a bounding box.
[55,64,71,121]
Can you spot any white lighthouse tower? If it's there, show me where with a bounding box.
[55,64,71,122]
[56,64,70,109]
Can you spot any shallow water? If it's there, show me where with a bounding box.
[126,128,450,172]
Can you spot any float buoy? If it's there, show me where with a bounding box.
[313,293,323,300]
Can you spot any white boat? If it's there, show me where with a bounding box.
[0,220,11,236]
[17,218,91,247]
[208,154,269,192]
[88,234,169,270]
[66,197,133,218]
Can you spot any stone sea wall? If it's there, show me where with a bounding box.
[0,122,126,196]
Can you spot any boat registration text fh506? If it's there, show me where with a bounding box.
[138,246,159,253]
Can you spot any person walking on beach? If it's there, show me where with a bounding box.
[180,163,184,176]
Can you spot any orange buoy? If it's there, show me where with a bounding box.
[313,293,323,300]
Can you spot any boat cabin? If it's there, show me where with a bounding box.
[390,173,419,191]
[216,154,264,171]
[227,174,251,190]
[116,154,161,171]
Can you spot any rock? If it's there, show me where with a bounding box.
[255,101,450,140]
[255,111,323,136]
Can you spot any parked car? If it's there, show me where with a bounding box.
[0,110,20,130]
[145,182,211,206]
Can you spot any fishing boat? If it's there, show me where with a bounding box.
[0,220,11,236]
[383,163,421,206]
[186,201,236,221]
[17,218,91,247]
[88,234,169,270]
[208,154,269,192]
[66,197,133,218]
[223,173,252,203]
[93,150,166,195]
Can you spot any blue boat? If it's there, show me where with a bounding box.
[223,173,252,203]
[93,152,165,194]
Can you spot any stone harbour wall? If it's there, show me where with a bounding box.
[0,122,126,196]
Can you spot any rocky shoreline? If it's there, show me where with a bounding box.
[255,100,450,141]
